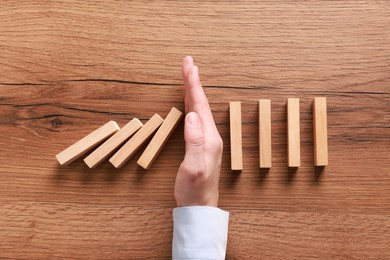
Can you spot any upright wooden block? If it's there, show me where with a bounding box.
[84,118,143,168]
[137,107,183,170]
[287,98,301,167]
[313,97,328,166]
[259,99,272,168]
[230,101,243,171]
[56,121,120,166]
[109,114,163,168]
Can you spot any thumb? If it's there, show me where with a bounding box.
[183,112,204,163]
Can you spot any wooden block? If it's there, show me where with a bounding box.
[137,107,183,170]
[84,118,143,168]
[287,98,301,167]
[230,101,243,171]
[109,114,163,168]
[56,121,120,166]
[259,99,272,168]
[313,97,328,166]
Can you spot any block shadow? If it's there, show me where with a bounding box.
[285,167,298,185]
[258,168,270,186]
[313,166,325,184]
[226,169,241,189]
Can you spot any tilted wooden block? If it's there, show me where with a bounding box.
[259,99,272,168]
[137,107,183,170]
[313,97,328,166]
[287,98,301,167]
[109,114,164,168]
[84,118,143,168]
[230,101,243,171]
[56,121,120,166]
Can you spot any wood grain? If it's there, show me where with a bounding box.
[0,0,389,259]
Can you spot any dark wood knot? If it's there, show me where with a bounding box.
[51,118,62,128]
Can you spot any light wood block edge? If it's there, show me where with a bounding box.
[84,118,143,168]
[137,107,183,170]
[230,101,243,171]
[313,97,328,166]
[259,99,272,168]
[56,121,120,166]
[109,114,164,168]
[287,98,301,167]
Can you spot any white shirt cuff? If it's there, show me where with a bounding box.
[172,206,229,260]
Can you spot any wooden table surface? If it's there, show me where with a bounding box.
[1,1,389,259]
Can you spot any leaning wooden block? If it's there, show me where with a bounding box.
[313,97,328,166]
[137,107,183,170]
[230,101,243,171]
[259,99,272,168]
[84,118,143,168]
[109,114,164,168]
[56,121,120,166]
[287,98,301,167]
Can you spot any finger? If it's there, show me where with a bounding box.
[182,56,193,81]
[182,56,194,113]
[186,66,207,106]
[182,112,205,170]
[185,66,219,136]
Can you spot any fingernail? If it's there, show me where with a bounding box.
[184,56,193,63]
[186,112,200,127]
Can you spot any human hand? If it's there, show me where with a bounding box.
[174,56,223,207]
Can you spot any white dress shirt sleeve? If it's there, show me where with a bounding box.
[172,206,229,260]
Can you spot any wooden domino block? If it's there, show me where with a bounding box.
[259,99,272,168]
[137,107,183,170]
[230,102,243,171]
[84,118,143,168]
[313,97,328,166]
[109,114,163,168]
[287,98,301,167]
[56,121,120,166]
